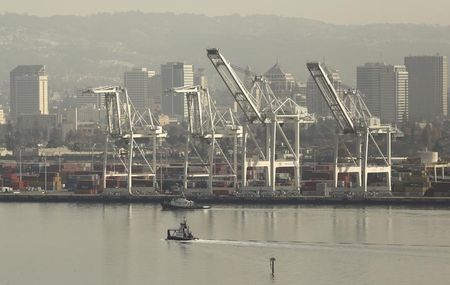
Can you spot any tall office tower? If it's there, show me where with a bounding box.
[306,67,342,117]
[124,68,156,112]
[10,65,48,122]
[404,55,448,121]
[161,62,194,120]
[264,62,296,99]
[357,63,409,123]
[149,74,162,113]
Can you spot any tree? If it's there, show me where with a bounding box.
[4,121,15,150]
[420,124,432,149]
[47,127,64,147]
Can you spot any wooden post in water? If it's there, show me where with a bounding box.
[270,257,276,276]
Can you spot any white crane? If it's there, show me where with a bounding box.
[170,85,243,195]
[82,86,166,195]
[307,62,398,193]
[207,48,314,193]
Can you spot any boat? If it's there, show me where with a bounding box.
[161,197,211,210]
[166,218,198,241]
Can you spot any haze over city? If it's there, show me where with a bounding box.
[2,0,450,25]
[1,1,450,285]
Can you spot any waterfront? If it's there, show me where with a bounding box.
[3,192,450,206]
[1,204,450,285]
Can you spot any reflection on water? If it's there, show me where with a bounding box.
[1,204,450,285]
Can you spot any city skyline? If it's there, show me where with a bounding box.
[357,63,409,123]
[2,2,450,285]
[2,0,450,25]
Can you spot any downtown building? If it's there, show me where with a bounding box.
[357,63,408,124]
[264,62,297,99]
[124,68,157,113]
[10,65,48,122]
[160,62,194,121]
[306,67,343,117]
[264,62,308,109]
[404,55,448,121]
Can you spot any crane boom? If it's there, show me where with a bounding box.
[306,62,355,133]
[207,48,264,123]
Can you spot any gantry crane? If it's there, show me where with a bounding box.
[82,86,166,195]
[171,85,243,194]
[207,48,314,192]
[307,62,397,192]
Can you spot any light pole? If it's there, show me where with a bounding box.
[160,149,163,192]
[19,148,22,189]
[91,143,97,172]
[58,153,62,173]
[44,153,47,191]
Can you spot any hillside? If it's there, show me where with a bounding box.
[0,12,449,98]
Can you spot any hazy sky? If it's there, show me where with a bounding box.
[2,0,450,25]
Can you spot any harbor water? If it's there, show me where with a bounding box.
[1,203,450,285]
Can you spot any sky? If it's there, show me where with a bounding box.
[2,0,450,25]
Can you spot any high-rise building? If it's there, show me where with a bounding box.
[404,55,448,121]
[161,62,194,120]
[10,65,48,122]
[124,68,156,112]
[149,74,162,113]
[307,67,342,117]
[357,63,408,123]
[264,62,296,99]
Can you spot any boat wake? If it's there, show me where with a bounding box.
[188,239,450,257]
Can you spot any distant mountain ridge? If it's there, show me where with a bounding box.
[0,12,449,96]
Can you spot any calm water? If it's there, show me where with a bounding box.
[1,203,450,285]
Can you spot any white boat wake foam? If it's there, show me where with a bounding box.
[186,239,450,258]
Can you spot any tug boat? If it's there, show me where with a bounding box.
[161,197,211,210]
[166,218,198,241]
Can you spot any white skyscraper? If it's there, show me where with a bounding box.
[357,63,408,123]
[10,65,48,122]
[161,62,194,120]
[124,68,156,112]
[405,55,448,121]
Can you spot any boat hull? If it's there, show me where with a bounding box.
[166,236,198,241]
[161,202,211,210]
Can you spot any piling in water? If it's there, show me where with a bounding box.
[270,257,276,276]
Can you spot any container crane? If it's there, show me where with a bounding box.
[171,85,243,195]
[208,48,314,192]
[307,62,397,193]
[82,86,166,195]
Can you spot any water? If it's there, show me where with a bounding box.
[1,203,450,285]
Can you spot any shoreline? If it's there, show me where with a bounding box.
[1,193,450,207]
